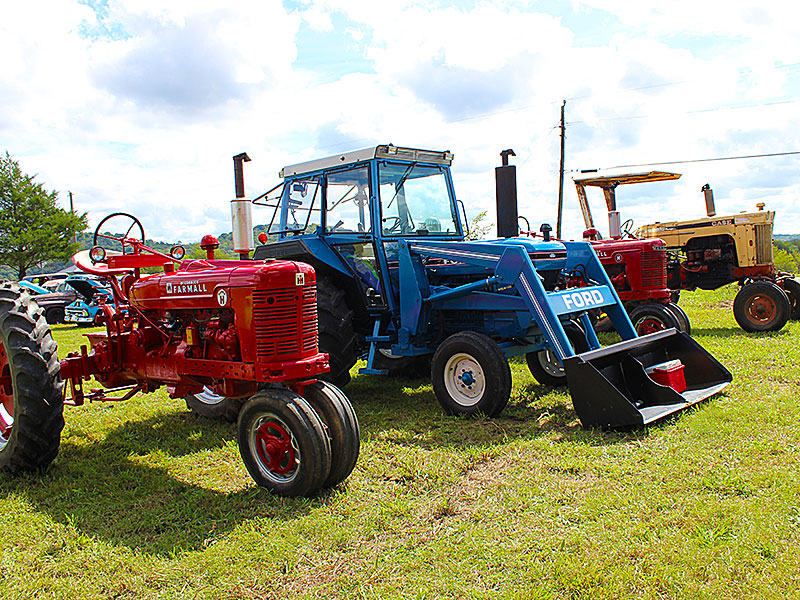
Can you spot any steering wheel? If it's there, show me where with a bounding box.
[620,218,635,238]
[382,216,401,234]
[93,213,146,255]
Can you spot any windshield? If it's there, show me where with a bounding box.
[378,163,458,236]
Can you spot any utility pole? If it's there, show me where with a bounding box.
[556,100,566,239]
[69,191,77,244]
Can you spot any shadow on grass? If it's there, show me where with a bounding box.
[692,326,791,338]
[1,411,340,556]
[346,374,652,450]
[3,368,692,556]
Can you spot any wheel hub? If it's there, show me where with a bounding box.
[254,420,297,476]
[746,295,776,322]
[635,316,665,335]
[0,344,13,443]
[443,353,485,407]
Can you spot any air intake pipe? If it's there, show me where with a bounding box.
[495,149,519,238]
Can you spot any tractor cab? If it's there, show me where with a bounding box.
[254,145,567,313]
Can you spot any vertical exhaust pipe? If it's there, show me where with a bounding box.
[231,152,254,259]
[702,183,715,217]
[495,149,518,238]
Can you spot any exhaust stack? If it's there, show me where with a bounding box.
[495,149,518,238]
[231,152,254,259]
[702,183,715,217]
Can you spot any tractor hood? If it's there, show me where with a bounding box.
[477,237,567,271]
[65,276,111,301]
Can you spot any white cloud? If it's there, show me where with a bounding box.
[0,0,798,245]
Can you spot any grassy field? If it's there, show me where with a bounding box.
[2,286,800,599]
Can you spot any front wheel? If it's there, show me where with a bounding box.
[733,281,790,332]
[664,302,691,335]
[526,320,589,387]
[779,278,800,320]
[431,331,511,417]
[628,302,681,336]
[0,283,64,473]
[185,387,243,422]
[302,381,360,489]
[237,388,331,497]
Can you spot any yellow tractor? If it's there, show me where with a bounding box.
[635,178,800,332]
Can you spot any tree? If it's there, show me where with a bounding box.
[0,152,87,279]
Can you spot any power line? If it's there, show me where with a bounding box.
[567,99,800,126]
[576,151,800,172]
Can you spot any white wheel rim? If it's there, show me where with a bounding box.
[443,352,485,407]
[195,387,226,406]
[538,348,565,378]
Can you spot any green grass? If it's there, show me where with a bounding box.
[2,286,800,599]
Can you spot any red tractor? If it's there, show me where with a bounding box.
[570,171,691,335]
[0,212,359,497]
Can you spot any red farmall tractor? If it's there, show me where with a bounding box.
[0,212,359,497]
[570,171,691,335]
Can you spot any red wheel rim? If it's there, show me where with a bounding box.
[254,419,297,477]
[0,343,13,443]
[636,316,666,335]
[745,294,776,324]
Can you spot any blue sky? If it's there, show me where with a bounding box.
[1,0,798,241]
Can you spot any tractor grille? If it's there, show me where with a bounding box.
[252,284,318,360]
[755,224,773,265]
[641,251,667,290]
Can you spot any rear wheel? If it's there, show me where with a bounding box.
[665,302,691,335]
[432,331,511,417]
[629,302,680,336]
[316,277,359,388]
[44,307,65,325]
[0,283,64,473]
[526,321,589,386]
[237,388,331,497]
[733,281,790,332]
[780,278,800,320]
[185,387,243,422]
[303,381,360,489]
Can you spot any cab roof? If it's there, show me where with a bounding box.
[573,171,681,188]
[280,145,454,178]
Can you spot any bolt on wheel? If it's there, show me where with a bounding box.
[443,352,485,408]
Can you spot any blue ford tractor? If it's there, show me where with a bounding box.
[237,145,731,428]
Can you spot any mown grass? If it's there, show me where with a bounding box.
[2,286,800,599]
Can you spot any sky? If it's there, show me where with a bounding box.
[1,0,799,242]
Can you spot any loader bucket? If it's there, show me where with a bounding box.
[563,329,732,428]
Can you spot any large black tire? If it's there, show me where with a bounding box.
[664,302,691,335]
[44,307,65,325]
[185,387,243,422]
[780,278,800,320]
[526,320,589,387]
[431,331,511,417]
[237,388,332,497]
[628,302,681,336]
[733,281,790,332]
[0,283,64,473]
[316,277,359,388]
[303,381,360,489]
